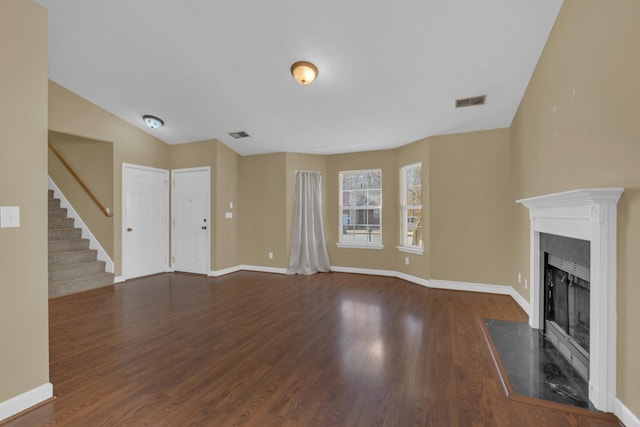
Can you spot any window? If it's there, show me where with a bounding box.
[338,169,382,248]
[399,163,423,253]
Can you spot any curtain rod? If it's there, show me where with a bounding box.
[294,170,323,174]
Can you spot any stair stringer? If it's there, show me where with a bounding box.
[48,176,114,273]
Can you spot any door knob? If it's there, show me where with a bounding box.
[127,227,133,232]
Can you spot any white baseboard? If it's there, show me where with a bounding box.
[0,382,53,422]
[114,276,125,283]
[330,266,432,289]
[615,398,640,427]
[509,288,531,317]
[430,279,531,317]
[429,278,512,295]
[396,272,430,287]
[209,265,288,277]
[48,177,114,274]
[209,265,243,277]
[240,265,288,275]
[331,267,530,316]
[330,265,398,277]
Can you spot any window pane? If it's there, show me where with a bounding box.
[343,174,357,190]
[342,209,351,224]
[342,191,352,207]
[407,225,422,247]
[407,165,421,186]
[368,226,381,244]
[368,189,381,206]
[406,187,422,206]
[354,190,368,206]
[368,171,382,189]
[369,208,381,225]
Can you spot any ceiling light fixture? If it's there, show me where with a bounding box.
[290,61,318,85]
[143,115,164,129]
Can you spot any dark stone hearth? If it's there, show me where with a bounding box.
[484,318,593,410]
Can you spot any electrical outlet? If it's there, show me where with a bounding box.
[268,252,273,259]
[524,278,528,289]
[518,272,522,284]
[405,257,410,265]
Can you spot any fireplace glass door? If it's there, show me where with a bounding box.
[544,253,590,380]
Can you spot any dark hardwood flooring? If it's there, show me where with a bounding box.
[3,272,621,426]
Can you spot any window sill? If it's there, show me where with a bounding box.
[336,243,384,250]
[396,245,424,255]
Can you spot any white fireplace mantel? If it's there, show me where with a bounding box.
[517,187,623,412]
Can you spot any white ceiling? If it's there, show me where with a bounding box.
[35,0,563,156]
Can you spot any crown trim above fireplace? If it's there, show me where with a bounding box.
[517,188,623,413]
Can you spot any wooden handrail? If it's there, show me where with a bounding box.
[48,142,113,217]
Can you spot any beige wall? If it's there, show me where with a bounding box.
[511,0,640,414]
[430,129,513,285]
[215,142,239,270]
[49,81,170,276]
[238,153,287,267]
[325,150,398,271]
[48,131,114,259]
[0,0,49,405]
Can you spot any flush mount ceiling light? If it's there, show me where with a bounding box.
[290,61,318,85]
[143,115,164,129]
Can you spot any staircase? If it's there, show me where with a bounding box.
[48,190,114,298]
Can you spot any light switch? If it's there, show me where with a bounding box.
[229,202,233,209]
[0,206,20,228]
[225,212,233,219]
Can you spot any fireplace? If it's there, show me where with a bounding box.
[517,188,623,412]
[541,233,591,381]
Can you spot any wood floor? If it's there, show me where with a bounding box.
[4,272,621,426]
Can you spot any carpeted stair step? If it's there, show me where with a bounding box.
[49,238,90,253]
[47,191,114,298]
[49,249,98,266]
[48,260,106,281]
[48,217,75,229]
[48,198,61,209]
[49,272,114,298]
[48,207,68,218]
[49,227,82,240]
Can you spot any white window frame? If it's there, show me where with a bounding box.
[397,162,424,255]
[337,169,383,249]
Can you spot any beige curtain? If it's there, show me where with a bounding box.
[287,171,331,275]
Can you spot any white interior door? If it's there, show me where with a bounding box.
[123,164,169,279]
[171,167,210,274]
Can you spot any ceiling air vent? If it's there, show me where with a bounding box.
[455,95,486,108]
[229,131,250,139]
